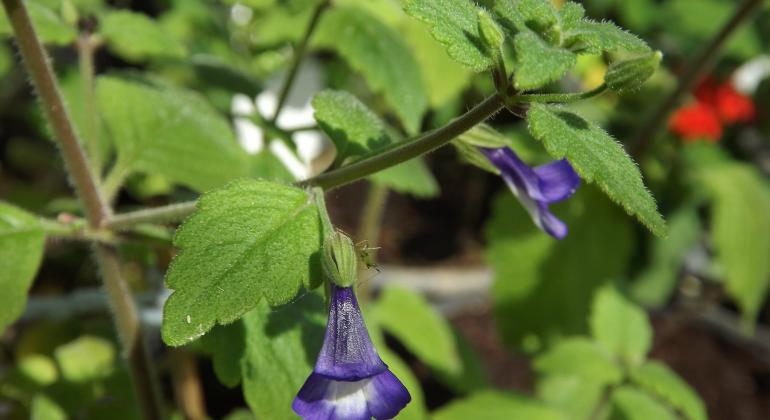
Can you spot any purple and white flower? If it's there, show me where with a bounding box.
[293,285,410,420]
[481,147,580,239]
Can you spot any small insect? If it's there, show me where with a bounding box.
[355,240,381,272]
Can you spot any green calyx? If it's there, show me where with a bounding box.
[322,230,359,288]
[605,51,662,93]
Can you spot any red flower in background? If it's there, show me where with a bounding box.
[669,77,755,143]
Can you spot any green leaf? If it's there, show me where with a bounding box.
[369,159,439,198]
[527,103,666,236]
[0,202,45,334]
[512,32,575,90]
[200,322,245,388]
[312,89,438,197]
[432,390,567,420]
[631,361,707,420]
[0,1,76,45]
[312,90,390,163]
[401,19,473,107]
[610,386,678,420]
[563,20,650,55]
[314,6,427,134]
[537,375,604,420]
[403,0,492,72]
[31,394,67,420]
[161,180,324,346]
[97,76,249,193]
[700,163,770,327]
[631,206,700,307]
[436,328,490,393]
[54,336,116,383]
[250,150,295,183]
[241,293,326,420]
[590,286,652,367]
[99,10,186,62]
[534,337,623,385]
[17,355,58,387]
[485,187,634,352]
[372,287,461,375]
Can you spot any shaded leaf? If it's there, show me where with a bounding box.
[590,286,652,367]
[161,180,323,346]
[611,386,678,420]
[631,361,707,420]
[100,10,186,62]
[314,6,427,134]
[527,103,666,236]
[373,287,461,375]
[433,390,567,420]
[0,1,76,45]
[0,202,45,334]
[97,76,249,192]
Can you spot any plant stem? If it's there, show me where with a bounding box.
[169,348,208,420]
[629,0,763,157]
[107,94,505,228]
[102,155,133,202]
[1,1,164,418]
[587,384,615,420]
[77,34,101,175]
[270,0,329,123]
[514,83,607,104]
[298,93,504,190]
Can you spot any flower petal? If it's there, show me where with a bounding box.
[365,370,411,419]
[315,285,386,380]
[533,159,580,203]
[500,175,569,240]
[293,373,372,420]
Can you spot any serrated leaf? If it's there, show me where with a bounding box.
[433,390,567,420]
[611,386,678,420]
[513,31,576,90]
[403,0,492,72]
[631,361,707,420]
[0,1,76,45]
[372,287,461,375]
[483,0,558,35]
[54,336,116,383]
[590,286,652,367]
[241,293,326,420]
[563,20,650,55]
[485,187,634,352]
[99,10,186,62]
[700,163,770,326]
[312,89,438,197]
[535,337,623,385]
[0,202,45,334]
[631,206,700,307]
[314,6,427,134]
[97,76,249,192]
[161,179,323,346]
[527,103,666,236]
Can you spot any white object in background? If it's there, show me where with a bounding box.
[732,55,770,95]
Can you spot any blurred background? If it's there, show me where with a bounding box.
[1,0,769,419]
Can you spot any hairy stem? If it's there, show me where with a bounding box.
[270,0,329,123]
[1,1,164,418]
[107,94,504,228]
[629,0,763,157]
[514,83,607,104]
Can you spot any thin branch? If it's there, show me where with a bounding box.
[1,0,109,227]
[1,1,164,418]
[270,0,329,123]
[107,94,505,228]
[629,0,764,157]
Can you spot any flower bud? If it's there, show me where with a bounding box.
[605,51,662,93]
[478,10,504,58]
[321,230,358,287]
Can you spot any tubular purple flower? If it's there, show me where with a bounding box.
[481,147,580,239]
[293,284,410,420]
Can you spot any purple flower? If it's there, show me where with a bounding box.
[481,147,580,239]
[293,285,410,420]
